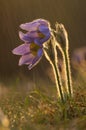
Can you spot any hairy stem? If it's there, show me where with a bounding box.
[53,62,64,103]
[63,49,73,97]
[54,24,73,98]
[43,37,64,103]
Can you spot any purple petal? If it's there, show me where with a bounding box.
[39,25,50,36]
[19,31,33,42]
[28,56,41,70]
[27,31,39,38]
[40,33,50,43]
[12,44,30,55]
[35,19,49,26]
[19,31,42,43]
[34,32,50,44]
[20,22,40,32]
[37,48,43,57]
[20,19,49,32]
[19,53,35,66]
[28,49,43,70]
[34,39,43,46]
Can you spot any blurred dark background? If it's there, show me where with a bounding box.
[0,0,86,78]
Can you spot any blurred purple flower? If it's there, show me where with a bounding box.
[12,19,51,69]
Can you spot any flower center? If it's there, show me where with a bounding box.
[30,43,41,56]
[37,31,45,38]
[37,30,45,38]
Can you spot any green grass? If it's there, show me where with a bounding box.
[0,69,86,130]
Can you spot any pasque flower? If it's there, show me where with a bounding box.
[12,19,73,102]
[12,19,51,69]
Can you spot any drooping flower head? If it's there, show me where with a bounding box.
[12,19,51,69]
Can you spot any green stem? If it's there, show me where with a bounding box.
[55,41,73,98]
[53,62,64,103]
[54,24,73,98]
[43,37,65,103]
[63,49,73,97]
[53,40,64,103]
